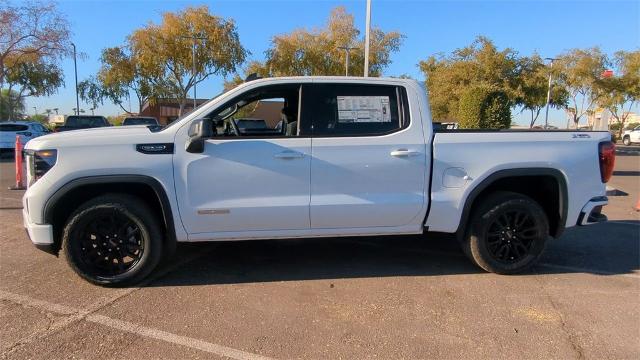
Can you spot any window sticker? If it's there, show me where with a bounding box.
[337,96,391,123]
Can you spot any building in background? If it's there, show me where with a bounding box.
[139,99,208,125]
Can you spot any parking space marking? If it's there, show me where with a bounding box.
[537,263,640,279]
[0,290,273,360]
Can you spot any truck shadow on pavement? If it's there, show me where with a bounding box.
[144,221,639,288]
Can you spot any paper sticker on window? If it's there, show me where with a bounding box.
[337,96,391,123]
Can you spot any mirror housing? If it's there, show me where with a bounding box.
[185,119,213,153]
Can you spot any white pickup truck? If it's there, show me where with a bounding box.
[22,77,615,286]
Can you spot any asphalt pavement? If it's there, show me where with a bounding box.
[0,151,638,359]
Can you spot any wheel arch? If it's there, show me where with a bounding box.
[456,168,568,239]
[43,175,177,256]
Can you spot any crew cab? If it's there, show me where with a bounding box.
[21,77,615,286]
[55,115,111,132]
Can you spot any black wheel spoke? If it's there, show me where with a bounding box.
[75,210,144,278]
[485,207,542,264]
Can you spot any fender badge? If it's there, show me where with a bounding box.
[572,133,591,139]
[197,209,230,215]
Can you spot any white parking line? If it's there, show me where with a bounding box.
[0,289,274,360]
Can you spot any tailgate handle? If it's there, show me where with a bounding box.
[274,151,305,159]
[390,149,420,157]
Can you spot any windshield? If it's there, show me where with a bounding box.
[65,116,108,127]
[160,90,226,131]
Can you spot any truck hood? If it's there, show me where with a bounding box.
[25,125,172,150]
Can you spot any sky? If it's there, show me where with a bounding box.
[22,0,640,127]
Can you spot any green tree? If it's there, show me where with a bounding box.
[260,7,403,77]
[419,36,518,122]
[553,48,607,128]
[0,1,71,88]
[597,50,640,137]
[128,5,247,116]
[458,85,511,129]
[515,54,568,128]
[2,56,63,120]
[0,88,24,119]
[78,76,105,112]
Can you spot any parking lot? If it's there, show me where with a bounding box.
[0,149,638,359]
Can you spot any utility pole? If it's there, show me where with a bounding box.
[544,57,557,129]
[71,43,80,116]
[364,0,372,77]
[338,46,359,76]
[180,34,207,109]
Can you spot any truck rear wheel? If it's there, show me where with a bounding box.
[462,191,549,274]
[62,194,163,286]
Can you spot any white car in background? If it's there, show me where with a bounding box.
[0,121,50,155]
[622,125,640,146]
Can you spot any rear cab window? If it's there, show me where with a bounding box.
[0,124,29,132]
[304,84,409,137]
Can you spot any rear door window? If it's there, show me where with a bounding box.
[304,84,408,137]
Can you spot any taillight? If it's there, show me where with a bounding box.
[598,141,615,183]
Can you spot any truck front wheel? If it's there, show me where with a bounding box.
[62,194,163,286]
[623,136,631,146]
[462,191,549,274]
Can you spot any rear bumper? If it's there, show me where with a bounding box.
[577,196,608,226]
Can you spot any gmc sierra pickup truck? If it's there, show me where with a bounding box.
[22,77,615,286]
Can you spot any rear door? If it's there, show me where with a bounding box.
[306,83,428,229]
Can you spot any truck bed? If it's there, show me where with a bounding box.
[426,130,611,234]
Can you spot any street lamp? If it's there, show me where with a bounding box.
[71,42,80,116]
[363,0,372,77]
[338,46,359,76]
[543,57,558,129]
[180,34,207,109]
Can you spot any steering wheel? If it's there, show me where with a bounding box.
[228,118,241,136]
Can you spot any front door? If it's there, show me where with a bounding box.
[173,83,311,235]
[305,83,428,229]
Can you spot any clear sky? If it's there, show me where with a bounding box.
[23,0,640,127]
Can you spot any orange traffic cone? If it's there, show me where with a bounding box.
[635,196,640,212]
[9,135,26,190]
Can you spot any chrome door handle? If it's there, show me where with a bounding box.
[390,149,420,157]
[274,151,305,159]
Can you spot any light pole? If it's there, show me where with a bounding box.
[33,107,37,116]
[363,0,372,77]
[338,46,359,76]
[180,34,207,109]
[543,57,557,129]
[71,42,80,116]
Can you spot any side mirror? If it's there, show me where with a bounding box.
[185,119,213,153]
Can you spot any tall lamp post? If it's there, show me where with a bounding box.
[71,42,80,116]
[338,46,359,76]
[180,34,207,109]
[543,57,557,129]
[363,0,372,77]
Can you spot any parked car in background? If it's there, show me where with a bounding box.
[622,125,640,146]
[0,121,49,155]
[122,116,159,126]
[54,115,111,132]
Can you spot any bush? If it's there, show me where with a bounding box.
[626,122,640,130]
[457,86,511,129]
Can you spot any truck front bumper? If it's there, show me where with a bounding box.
[577,196,608,226]
[23,207,56,253]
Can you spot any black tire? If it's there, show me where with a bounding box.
[62,194,163,286]
[461,191,549,274]
[623,136,631,146]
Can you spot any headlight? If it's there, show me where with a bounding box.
[26,149,57,186]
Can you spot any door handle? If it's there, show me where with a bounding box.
[390,149,420,157]
[274,151,305,159]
